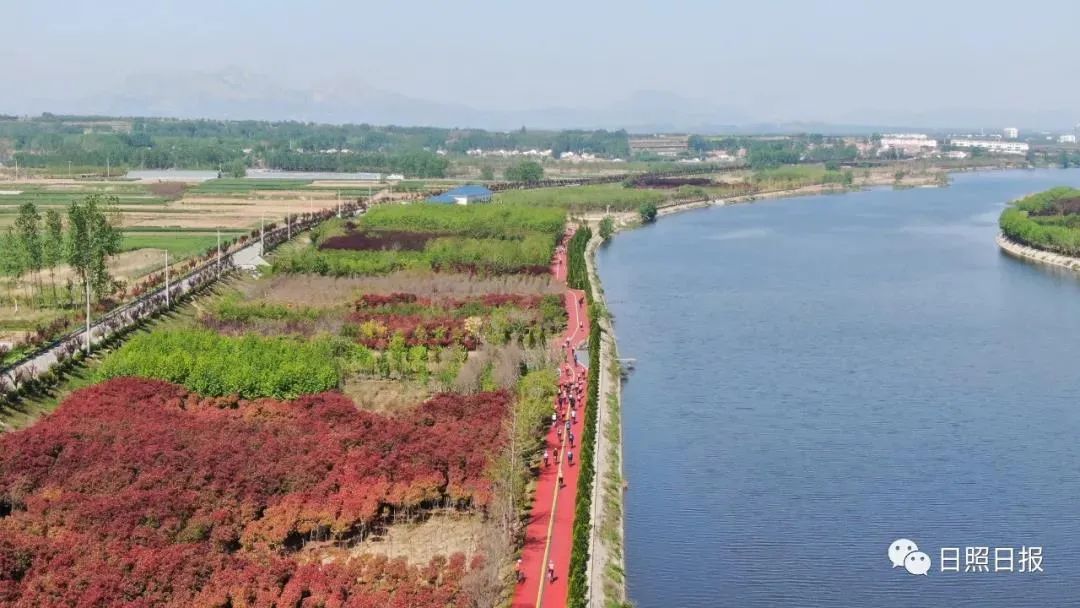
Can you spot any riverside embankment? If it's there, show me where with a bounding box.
[996,232,1080,272]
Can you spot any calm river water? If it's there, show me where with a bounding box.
[597,169,1080,607]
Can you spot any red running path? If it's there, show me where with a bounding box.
[512,231,590,608]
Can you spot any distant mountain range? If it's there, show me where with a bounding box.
[12,68,1078,134]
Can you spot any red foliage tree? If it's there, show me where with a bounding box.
[0,378,506,606]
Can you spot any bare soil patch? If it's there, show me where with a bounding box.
[341,377,434,413]
[306,514,485,566]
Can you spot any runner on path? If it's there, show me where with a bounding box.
[548,560,556,583]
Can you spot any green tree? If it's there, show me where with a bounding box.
[0,228,26,312]
[67,194,123,304]
[598,216,615,241]
[505,160,544,183]
[43,209,65,301]
[639,202,658,223]
[225,159,247,178]
[479,165,495,181]
[14,202,43,305]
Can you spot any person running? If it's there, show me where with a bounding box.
[558,471,564,488]
[551,412,557,427]
[568,431,575,448]
[517,558,524,583]
[567,450,574,465]
[543,448,550,467]
[571,409,577,424]
[565,419,571,434]
[548,560,556,583]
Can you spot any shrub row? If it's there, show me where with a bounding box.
[566,226,601,608]
[272,233,556,277]
[95,329,340,399]
[360,204,566,239]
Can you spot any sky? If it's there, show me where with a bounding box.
[4,0,1080,128]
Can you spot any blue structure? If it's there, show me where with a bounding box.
[427,185,494,205]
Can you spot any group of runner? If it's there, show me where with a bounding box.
[513,234,589,598]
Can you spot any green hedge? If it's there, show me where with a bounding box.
[567,225,600,608]
[96,329,340,399]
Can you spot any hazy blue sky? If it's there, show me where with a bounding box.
[5,0,1080,126]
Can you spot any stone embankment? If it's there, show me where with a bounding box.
[996,233,1080,272]
[584,232,627,608]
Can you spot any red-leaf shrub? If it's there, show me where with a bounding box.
[347,312,477,350]
[0,377,505,606]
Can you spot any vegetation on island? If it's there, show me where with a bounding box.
[999,187,1080,256]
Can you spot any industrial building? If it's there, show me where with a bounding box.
[628,135,690,157]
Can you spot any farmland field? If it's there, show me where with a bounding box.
[120,229,247,259]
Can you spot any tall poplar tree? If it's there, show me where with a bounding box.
[14,202,42,305]
[43,209,65,302]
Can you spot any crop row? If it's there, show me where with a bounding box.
[358,204,566,239]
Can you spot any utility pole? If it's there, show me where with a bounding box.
[85,274,91,354]
[337,191,341,218]
[260,215,265,256]
[84,218,93,354]
[286,214,291,240]
[164,249,171,307]
[106,156,110,179]
[216,228,222,278]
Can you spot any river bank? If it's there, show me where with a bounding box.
[996,232,1080,272]
[583,232,628,608]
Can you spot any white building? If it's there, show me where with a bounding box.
[879,134,938,155]
[1059,134,1077,144]
[1003,127,1019,139]
[950,139,1029,155]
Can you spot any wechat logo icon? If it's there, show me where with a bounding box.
[890,538,931,576]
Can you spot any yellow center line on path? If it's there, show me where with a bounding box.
[535,430,568,608]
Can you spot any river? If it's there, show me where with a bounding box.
[596,169,1080,607]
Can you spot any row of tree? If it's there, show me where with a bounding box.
[0,195,122,311]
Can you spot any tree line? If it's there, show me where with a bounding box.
[0,195,122,312]
[1,115,632,173]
